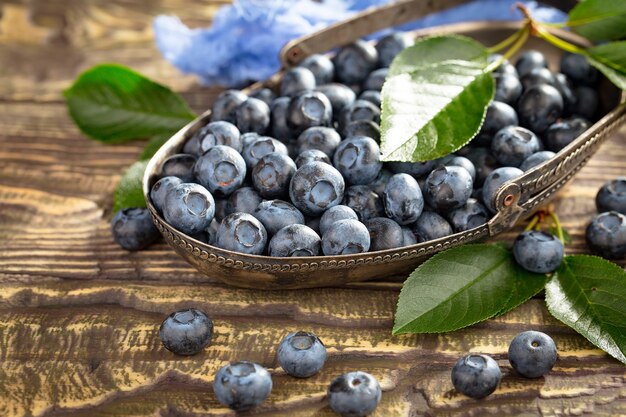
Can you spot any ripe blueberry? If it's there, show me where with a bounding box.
[159,308,213,356]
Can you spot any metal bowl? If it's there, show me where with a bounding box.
[143,5,626,289]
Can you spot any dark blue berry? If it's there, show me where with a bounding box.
[281,67,316,97]
[560,52,598,86]
[287,91,333,135]
[376,32,412,67]
[596,178,626,214]
[226,186,263,216]
[159,308,213,356]
[252,152,297,199]
[111,208,160,251]
[300,54,335,85]
[554,72,577,116]
[327,371,381,417]
[277,331,326,377]
[586,211,626,259]
[270,97,293,141]
[343,120,380,142]
[322,219,370,255]
[447,198,489,232]
[319,205,359,236]
[150,176,183,214]
[213,361,272,411]
[519,151,555,172]
[513,231,564,273]
[242,136,289,171]
[342,185,385,221]
[451,354,501,399]
[443,155,477,182]
[297,126,341,158]
[269,224,320,257]
[368,168,393,196]
[163,183,215,235]
[339,100,380,136]
[544,117,589,152]
[383,173,424,225]
[211,90,247,124]
[161,153,197,183]
[465,147,499,188]
[424,166,473,212]
[193,145,246,197]
[333,136,382,186]
[333,40,378,85]
[363,68,388,92]
[315,83,356,118]
[386,160,436,178]
[196,121,242,153]
[289,162,345,216]
[515,50,548,78]
[508,330,557,378]
[482,167,523,213]
[491,126,541,167]
[249,87,276,107]
[493,73,523,105]
[573,86,598,121]
[476,101,518,146]
[520,67,556,90]
[358,90,381,108]
[295,149,331,168]
[216,212,267,255]
[254,199,305,236]
[365,217,404,251]
[236,97,271,134]
[518,84,563,134]
[489,54,518,77]
[401,227,417,245]
[412,211,453,242]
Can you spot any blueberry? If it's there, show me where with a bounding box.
[553,72,578,116]
[315,83,356,118]
[515,50,548,78]
[163,183,215,235]
[412,211,453,242]
[241,132,261,149]
[322,219,370,255]
[424,166,473,212]
[277,331,326,377]
[268,224,321,257]
[543,117,589,152]
[596,178,626,214]
[491,126,541,167]
[251,152,297,199]
[519,151,555,171]
[242,136,289,171]
[376,32,412,67]
[447,198,489,232]
[213,197,229,223]
[161,153,197,183]
[586,211,626,259]
[270,97,293,141]
[295,149,331,168]
[382,173,424,225]
[368,168,393,196]
[508,330,557,378]
[451,354,501,399]
[518,84,563,134]
[195,121,242,153]
[287,91,333,135]
[290,161,345,215]
[211,89,247,124]
[489,54,518,77]
[333,136,382,186]
[342,185,385,221]
[401,227,417,246]
[281,67,316,97]
[520,67,556,90]
[159,308,213,355]
[573,86,599,121]
[183,134,202,156]
[343,120,380,142]
[465,147,499,188]
[358,90,381,108]
[333,40,378,85]
[300,54,335,85]
[213,361,272,411]
[193,145,246,197]
[216,212,268,255]
[227,186,263,216]
[236,97,271,134]
[513,231,564,273]
[305,215,322,235]
[560,52,598,86]
[319,205,359,236]
[327,371,381,417]
[339,100,380,136]
[482,167,523,213]
[254,199,305,236]
[476,101,518,146]
[296,126,341,159]
[111,208,160,251]
[443,156,476,182]
[363,68,388,92]
[364,217,404,251]
[493,73,523,105]
[386,160,435,177]
[249,87,276,107]
[150,176,183,214]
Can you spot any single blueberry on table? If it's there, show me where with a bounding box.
[596,178,626,214]
[150,176,183,214]
[254,199,305,236]
[515,50,548,78]
[383,173,424,225]
[287,91,333,136]
[297,126,341,159]
[451,354,501,399]
[242,136,289,171]
[365,217,404,251]
[195,120,242,154]
[508,330,557,378]
[333,136,382,186]
[277,331,327,377]
[161,153,197,183]
[289,162,345,216]
[518,84,564,134]
[586,211,626,259]
[482,167,524,213]
[322,219,370,255]
[211,89,247,124]
[159,308,213,356]
[163,183,215,236]
[412,211,453,242]
[213,361,272,411]
[281,67,317,97]
[376,32,412,67]
[193,145,246,197]
[519,151,556,172]
[111,208,160,251]
[544,117,589,152]
[491,125,541,167]
[252,152,297,199]
[447,198,490,233]
[269,224,321,257]
[333,39,378,85]
[300,54,335,85]
[314,83,356,119]
[513,231,564,273]
[226,186,263,216]
[327,371,381,417]
[235,97,271,134]
[342,185,385,221]
[424,166,473,212]
[216,212,268,255]
[319,205,358,236]
[295,149,331,168]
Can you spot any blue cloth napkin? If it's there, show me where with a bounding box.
[153,0,567,87]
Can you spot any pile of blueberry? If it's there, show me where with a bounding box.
[586,178,626,259]
[112,32,602,257]
[159,308,381,415]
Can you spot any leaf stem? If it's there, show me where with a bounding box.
[524,214,540,232]
[485,25,530,73]
[549,211,566,244]
[488,27,526,54]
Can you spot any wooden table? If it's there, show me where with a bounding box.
[1,1,625,416]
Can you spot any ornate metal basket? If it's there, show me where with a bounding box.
[143,0,626,289]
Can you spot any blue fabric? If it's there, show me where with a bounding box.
[153,0,567,87]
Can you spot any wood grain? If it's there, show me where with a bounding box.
[0,1,625,416]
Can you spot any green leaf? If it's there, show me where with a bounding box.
[393,244,547,334]
[380,36,493,163]
[139,133,171,161]
[567,0,626,42]
[546,255,626,365]
[586,42,626,90]
[64,64,196,143]
[113,161,148,213]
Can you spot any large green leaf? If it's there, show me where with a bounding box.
[64,64,196,143]
[546,255,626,365]
[586,42,626,90]
[393,244,547,334]
[113,161,148,213]
[567,0,626,42]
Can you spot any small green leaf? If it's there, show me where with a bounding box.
[567,0,626,42]
[546,255,626,365]
[586,42,626,90]
[113,161,148,213]
[380,36,493,163]
[139,133,171,161]
[393,244,547,334]
[64,64,196,143]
